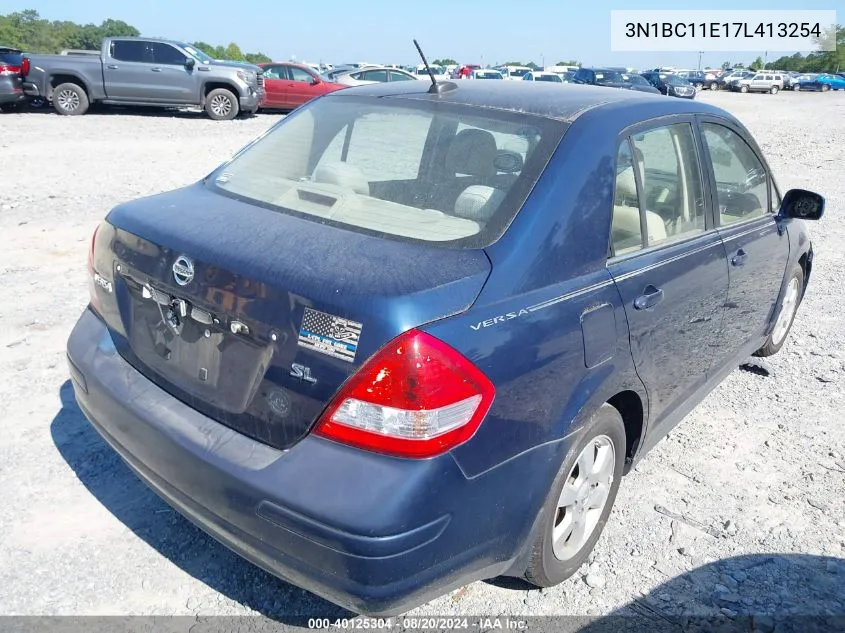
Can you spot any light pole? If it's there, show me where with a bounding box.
[697,51,703,70]
[763,51,768,69]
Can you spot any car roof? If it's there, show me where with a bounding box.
[0,45,22,53]
[326,81,726,123]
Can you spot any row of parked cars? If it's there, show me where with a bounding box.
[3,38,844,117]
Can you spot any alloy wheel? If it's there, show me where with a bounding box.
[771,277,800,346]
[552,435,615,561]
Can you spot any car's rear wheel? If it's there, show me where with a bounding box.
[710,81,719,90]
[205,88,239,120]
[740,85,749,93]
[770,86,779,94]
[524,403,625,587]
[755,267,803,357]
[821,84,830,92]
[53,83,89,116]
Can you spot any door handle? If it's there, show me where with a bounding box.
[633,285,664,311]
[731,248,748,267]
[151,67,162,72]
[107,64,119,69]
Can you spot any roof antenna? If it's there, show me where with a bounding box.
[413,39,456,94]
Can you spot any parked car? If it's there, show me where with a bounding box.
[677,70,719,90]
[470,69,503,80]
[69,80,824,614]
[411,65,448,80]
[522,71,563,83]
[621,73,661,94]
[732,73,784,94]
[716,70,754,90]
[496,65,532,80]
[640,72,696,98]
[0,45,28,111]
[258,62,345,111]
[332,67,418,86]
[22,37,265,119]
[572,67,630,89]
[793,73,845,92]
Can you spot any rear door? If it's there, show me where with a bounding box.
[698,117,790,363]
[608,118,729,434]
[261,64,288,107]
[104,39,156,100]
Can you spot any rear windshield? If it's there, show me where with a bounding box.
[207,97,565,248]
[595,71,625,83]
[0,50,23,65]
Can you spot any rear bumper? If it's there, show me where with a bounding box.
[0,77,26,104]
[67,309,554,614]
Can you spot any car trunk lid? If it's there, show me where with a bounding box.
[93,184,491,451]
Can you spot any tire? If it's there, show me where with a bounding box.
[524,403,626,587]
[694,82,703,90]
[710,81,719,90]
[755,266,803,357]
[204,88,239,120]
[53,82,89,115]
[770,86,779,95]
[821,84,830,93]
[740,85,749,93]
[0,103,18,113]
[793,84,801,92]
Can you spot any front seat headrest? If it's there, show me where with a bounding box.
[445,129,498,178]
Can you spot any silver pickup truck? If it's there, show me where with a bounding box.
[23,37,265,120]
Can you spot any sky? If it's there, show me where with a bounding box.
[1,0,839,69]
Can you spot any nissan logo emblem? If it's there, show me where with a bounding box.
[172,255,195,286]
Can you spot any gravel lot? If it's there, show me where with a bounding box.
[0,92,843,626]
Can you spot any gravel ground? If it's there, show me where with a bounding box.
[0,92,843,625]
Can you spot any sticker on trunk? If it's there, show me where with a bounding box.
[297,308,362,363]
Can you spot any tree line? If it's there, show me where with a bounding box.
[0,9,271,63]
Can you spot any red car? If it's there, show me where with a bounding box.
[258,62,345,111]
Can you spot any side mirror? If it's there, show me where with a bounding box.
[311,77,321,85]
[780,188,824,220]
[185,58,196,69]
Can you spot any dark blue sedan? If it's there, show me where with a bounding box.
[68,80,824,615]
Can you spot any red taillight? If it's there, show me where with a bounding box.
[314,329,495,458]
[21,58,30,77]
[0,64,22,76]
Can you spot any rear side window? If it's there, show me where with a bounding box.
[630,124,705,245]
[111,40,151,63]
[362,70,387,82]
[207,97,564,248]
[611,141,643,255]
[701,123,768,225]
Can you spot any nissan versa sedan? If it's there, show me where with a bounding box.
[67,80,824,615]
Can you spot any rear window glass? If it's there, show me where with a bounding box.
[207,97,565,248]
[0,50,22,64]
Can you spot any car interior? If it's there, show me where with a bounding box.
[213,104,549,243]
[612,124,706,255]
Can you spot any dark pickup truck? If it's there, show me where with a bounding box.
[23,37,265,119]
